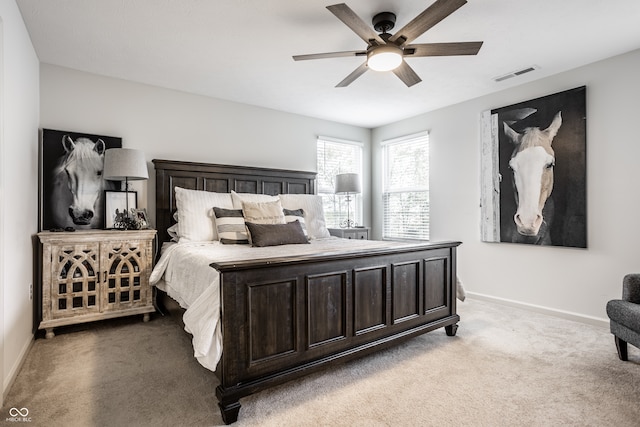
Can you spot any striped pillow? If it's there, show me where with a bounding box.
[213,208,249,244]
[283,208,308,239]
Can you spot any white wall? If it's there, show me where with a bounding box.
[0,0,40,403]
[39,64,372,227]
[372,48,640,324]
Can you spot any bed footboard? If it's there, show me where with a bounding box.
[211,241,461,424]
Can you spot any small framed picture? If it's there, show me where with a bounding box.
[132,208,150,229]
[104,190,137,229]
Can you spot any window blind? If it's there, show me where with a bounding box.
[382,132,429,240]
[317,137,363,228]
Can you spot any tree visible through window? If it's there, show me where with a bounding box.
[317,137,362,228]
[382,132,429,240]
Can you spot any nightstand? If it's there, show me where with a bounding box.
[37,229,156,338]
[328,227,369,240]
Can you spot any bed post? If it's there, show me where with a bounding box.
[216,389,241,425]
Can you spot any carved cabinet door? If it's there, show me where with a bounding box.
[100,239,151,312]
[49,243,101,319]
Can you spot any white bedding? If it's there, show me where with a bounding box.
[150,237,463,371]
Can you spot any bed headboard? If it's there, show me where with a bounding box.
[152,159,317,245]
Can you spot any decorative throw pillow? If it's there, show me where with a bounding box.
[245,221,310,247]
[213,207,249,244]
[175,187,233,242]
[283,208,308,239]
[278,194,331,239]
[231,190,280,209]
[241,200,286,225]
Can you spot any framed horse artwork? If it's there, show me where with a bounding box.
[39,129,122,231]
[480,86,587,248]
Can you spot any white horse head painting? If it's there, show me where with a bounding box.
[51,135,108,229]
[503,111,562,244]
[480,87,586,247]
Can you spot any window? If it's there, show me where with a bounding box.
[382,132,429,240]
[317,137,363,228]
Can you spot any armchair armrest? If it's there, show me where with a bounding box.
[622,274,640,303]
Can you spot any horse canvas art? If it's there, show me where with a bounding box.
[480,87,586,248]
[40,130,122,230]
[503,111,562,244]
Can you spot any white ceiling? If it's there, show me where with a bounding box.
[16,0,640,128]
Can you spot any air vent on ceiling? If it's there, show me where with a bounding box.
[493,65,539,82]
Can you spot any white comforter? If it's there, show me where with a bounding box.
[149,238,461,371]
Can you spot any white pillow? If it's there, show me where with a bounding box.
[231,190,279,209]
[167,223,179,242]
[278,194,331,239]
[174,187,233,241]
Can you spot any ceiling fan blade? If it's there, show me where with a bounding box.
[293,50,366,61]
[392,61,422,87]
[389,0,467,46]
[327,3,385,45]
[336,62,368,87]
[404,41,483,57]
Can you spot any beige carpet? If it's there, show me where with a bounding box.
[2,298,639,427]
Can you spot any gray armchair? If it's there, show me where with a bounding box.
[606,274,640,361]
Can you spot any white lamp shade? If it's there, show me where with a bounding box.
[103,148,149,181]
[367,45,403,72]
[335,173,362,194]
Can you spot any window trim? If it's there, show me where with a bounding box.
[317,136,363,228]
[381,131,430,241]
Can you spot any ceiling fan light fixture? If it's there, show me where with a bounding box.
[367,45,403,72]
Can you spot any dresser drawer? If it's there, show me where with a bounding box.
[328,227,369,240]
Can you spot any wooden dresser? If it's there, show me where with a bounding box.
[37,229,156,338]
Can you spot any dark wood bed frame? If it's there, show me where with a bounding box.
[153,159,461,424]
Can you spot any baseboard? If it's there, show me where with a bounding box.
[3,335,34,404]
[466,291,609,329]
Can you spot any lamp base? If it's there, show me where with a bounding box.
[339,219,357,229]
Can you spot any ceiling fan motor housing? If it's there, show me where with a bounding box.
[372,12,396,34]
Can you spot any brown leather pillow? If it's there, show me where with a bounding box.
[245,220,310,247]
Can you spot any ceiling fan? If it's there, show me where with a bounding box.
[293,0,483,87]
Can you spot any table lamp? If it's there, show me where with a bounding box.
[103,148,148,229]
[335,172,361,228]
